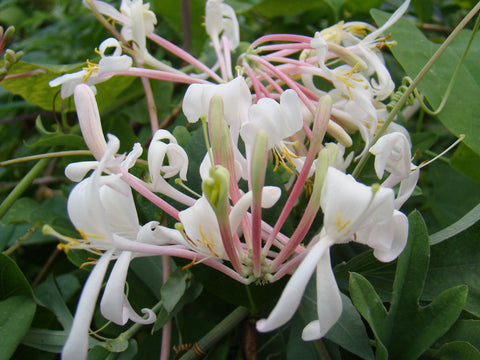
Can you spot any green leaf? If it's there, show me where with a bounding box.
[432,341,480,360]
[1,61,137,112]
[411,0,433,23]
[371,10,480,155]
[0,295,36,360]
[439,320,480,350]
[252,0,324,17]
[350,212,467,360]
[22,328,69,353]
[153,279,203,331]
[325,294,375,360]
[424,221,480,317]
[130,256,164,300]
[0,253,33,298]
[346,0,383,14]
[451,143,480,183]
[151,0,208,55]
[34,275,73,330]
[160,268,188,313]
[348,272,388,337]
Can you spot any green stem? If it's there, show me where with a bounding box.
[179,307,250,360]
[352,2,480,178]
[0,157,51,219]
[0,150,91,167]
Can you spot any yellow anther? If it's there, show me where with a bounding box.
[198,224,220,257]
[82,59,99,82]
[335,213,351,233]
[79,257,99,269]
[181,256,199,270]
[376,33,395,49]
[336,63,365,99]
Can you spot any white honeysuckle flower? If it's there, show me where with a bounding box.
[370,132,412,180]
[148,129,188,184]
[62,136,168,360]
[343,0,410,100]
[161,186,281,259]
[241,90,303,149]
[97,37,133,75]
[205,0,240,50]
[49,38,132,99]
[240,90,304,175]
[257,167,408,340]
[120,0,157,61]
[183,76,252,143]
[369,131,420,209]
[120,0,157,41]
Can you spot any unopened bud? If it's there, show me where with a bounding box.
[3,26,15,43]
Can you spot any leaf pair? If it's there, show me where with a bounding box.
[350,211,468,359]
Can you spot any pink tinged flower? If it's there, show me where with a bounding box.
[173,186,281,259]
[256,238,339,339]
[62,137,162,359]
[205,0,239,50]
[73,84,108,161]
[182,76,252,142]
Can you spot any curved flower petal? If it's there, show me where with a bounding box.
[372,210,408,262]
[301,249,342,341]
[65,161,99,182]
[62,250,113,360]
[370,132,412,180]
[182,77,252,142]
[179,196,226,259]
[229,186,281,232]
[256,238,333,333]
[241,90,303,148]
[100,251,156,325]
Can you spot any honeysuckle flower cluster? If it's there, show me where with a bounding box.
[47,0,419,358]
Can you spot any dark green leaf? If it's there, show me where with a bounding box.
[439,320,480,350]
[451,143,480,183]
[160,267,188,313]
[0,253,33,298]
[424,221,480,317]
[349,272,388,334]
[429,202,480,245]
[153,279,203,331]
[432,341,480,360]
[346,0,383,14]
[252,0,323,17]
[34,275,73,330]
[325,294,375,360]
[411,0,433,22]
[0,295,36,360]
